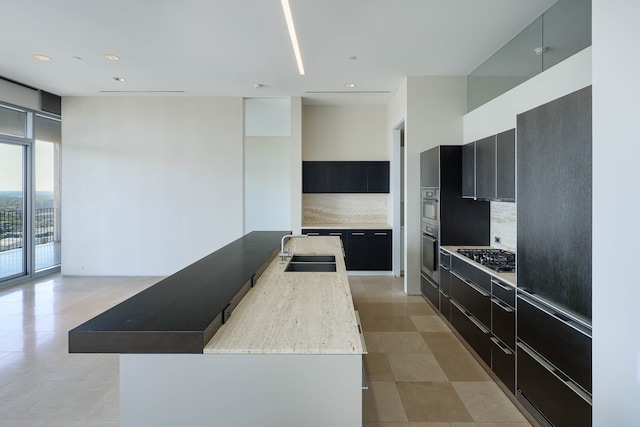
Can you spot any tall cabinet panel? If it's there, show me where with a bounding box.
[516,86,592,319]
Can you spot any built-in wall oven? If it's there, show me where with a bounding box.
[420,187,439,281]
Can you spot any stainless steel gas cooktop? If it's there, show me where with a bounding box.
[456,248,516,272]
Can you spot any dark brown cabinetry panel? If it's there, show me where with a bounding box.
[463,129,515,201]
[461,143,475,198]
[450,300,491,365]
[517,342,592,427]
[302,161,389,193]
[475,135,496,199]
[302,228,391,271]
[347,230,392,271]
[421,273,439,309]
[517,86,592,319]
[496,129,515,200]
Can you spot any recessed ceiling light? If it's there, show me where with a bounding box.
[345,83,356,88]
[349,56,357,61]
[33,54,51,61]
[104,54,120,61]
[280,0,305,75]
[113,77,126,82]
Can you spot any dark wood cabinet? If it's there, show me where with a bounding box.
[302,228,391,271]
[346,229,391,271]
[496,129,515,200]
[517,342,592,427]
[463,129,515,201]
[517,86,592,319]
[491,337,515,393]
[367,161,390,193]
[420,149,439,188]
[438,250,452,321]
[450,270,491,329]
[450,300,491,365]
[302,161,389,193]
[420,273,439,310]
[475,135,496,199]
[461,143,475,198]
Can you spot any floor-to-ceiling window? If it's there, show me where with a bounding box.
[0,103,61,286]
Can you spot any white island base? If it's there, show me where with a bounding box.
[120,353,362,427]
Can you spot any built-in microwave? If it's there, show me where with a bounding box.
[421,188,438,223]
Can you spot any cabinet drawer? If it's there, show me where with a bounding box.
[491,277,515,307]
[491,298,515,351]
[439,250,451,266]
[439,290,451,322]
[491,337,515,394]
[517,293,592,392]
[450,271,490,329]
[439,264,451,296]
[452,257,491,292]
[421,273,439,310]
[450,300,490,365]
[517,342,592,427]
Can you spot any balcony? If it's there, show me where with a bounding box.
[0,208,61,280]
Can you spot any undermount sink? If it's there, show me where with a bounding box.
[284,254,337,272]
[290,255,336,263]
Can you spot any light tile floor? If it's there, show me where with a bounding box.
[351,275,533,427]
[0,273,532,426]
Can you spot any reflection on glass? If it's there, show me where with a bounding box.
[0,105,26,138]
[542,0,592,70]
[467,0,592,112]
[34,116,62,271]
[468,17,543,112]
[0,143,25,280]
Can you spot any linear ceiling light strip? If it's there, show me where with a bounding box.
[280,0,305,75]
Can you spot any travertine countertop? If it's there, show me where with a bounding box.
[441,246,517,287]
[302,223,392,230]
[204,236,363,355]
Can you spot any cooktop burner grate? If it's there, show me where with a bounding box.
[456,248,516,272]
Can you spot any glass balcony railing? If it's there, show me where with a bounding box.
[467,0,592,112]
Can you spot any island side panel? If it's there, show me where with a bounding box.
[120,353,362,427]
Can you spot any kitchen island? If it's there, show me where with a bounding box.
[69,232,364,427]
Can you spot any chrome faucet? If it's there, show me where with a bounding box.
[280,234,308,261]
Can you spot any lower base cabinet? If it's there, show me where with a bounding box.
[517,342,592,427]
[450,300,491,365]
[302,228,392,271]
[490,337,515,393]
[420,273,439,310]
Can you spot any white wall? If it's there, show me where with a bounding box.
[302,105,387,160]
[290,97,303,234]
[404,76,467,294]
[62,97,244,276]
[592,1,640,424]
[244,98,292,233]
[388,79,407,279]
[244,136,291,232]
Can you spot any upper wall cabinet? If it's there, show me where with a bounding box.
[462,129,515,202]
[302,161,389,193]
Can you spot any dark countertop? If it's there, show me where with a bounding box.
[68,231,288,354]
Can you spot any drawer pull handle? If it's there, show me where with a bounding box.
[517,342,592,405]
[329,232,342,236]
[491,279,513,292]
[352,232,365,236]
[374,232,388,236]
[451,271,489,297]
[490,337,513,355]
[306,233,320,236]
[440,265,450,271]
[491,298,514,312]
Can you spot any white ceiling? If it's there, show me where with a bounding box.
[0,0,556,105]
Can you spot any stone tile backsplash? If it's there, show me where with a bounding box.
[303,194,389,225]
[491,201,516,253]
